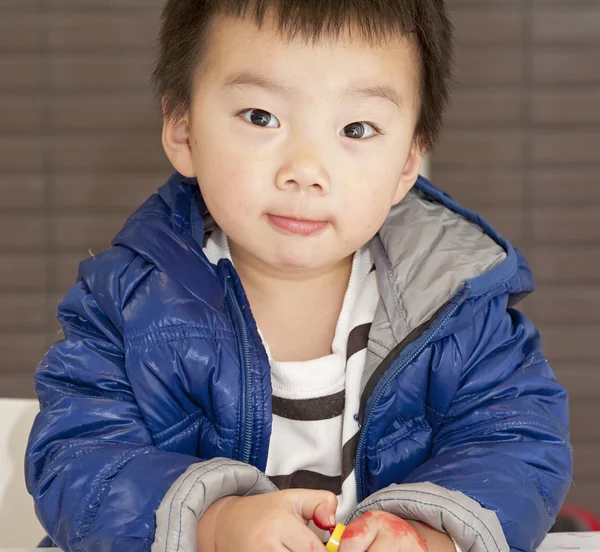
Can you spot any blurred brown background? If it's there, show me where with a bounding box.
[1,0,599,516]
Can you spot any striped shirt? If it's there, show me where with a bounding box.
[204,228,379,533]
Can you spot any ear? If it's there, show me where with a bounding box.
[391,144,424,205]
[161,102,196,177]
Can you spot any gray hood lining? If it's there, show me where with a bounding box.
[363,188,507,394]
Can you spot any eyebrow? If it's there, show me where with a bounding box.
[347,85,404,111]
[223,72,293,95]
[222,71,404,111]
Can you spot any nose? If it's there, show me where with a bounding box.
[275,150,331,195]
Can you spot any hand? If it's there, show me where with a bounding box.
[197,488,338,552]
[339,511,453,552]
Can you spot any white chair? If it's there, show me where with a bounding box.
[0,398,46,548]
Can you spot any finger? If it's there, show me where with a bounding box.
[375,516,428,552]
[281,522,328,552]
[341,513,428,552]
[368,533,405,552]
[286,489,338,529]
[338,517,379,552]
[369,532,428,552]
[311,492,338,531]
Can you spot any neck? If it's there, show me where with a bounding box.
[229,242,354,361]
[230,245,353,301]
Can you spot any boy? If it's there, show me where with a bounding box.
[25,1,572,551]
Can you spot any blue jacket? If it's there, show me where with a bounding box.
[25,173,571,552]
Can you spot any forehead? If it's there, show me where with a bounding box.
[200,13,420,99]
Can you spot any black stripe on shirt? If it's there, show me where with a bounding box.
[268,432,360,494]
[272,390,345,421]
[269,470,342,495]
[346,322,371,360]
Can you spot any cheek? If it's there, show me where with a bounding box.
[191,110,258,192]
[339,185,393,237]
[197,162,263,239]
[197,149,251,203]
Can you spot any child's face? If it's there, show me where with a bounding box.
[164,13,423,274]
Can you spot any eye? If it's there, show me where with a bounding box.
[341,122,380,140]
[240,108,280,128]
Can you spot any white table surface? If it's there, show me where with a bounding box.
[2,532,600,551]
[537,532,600,551]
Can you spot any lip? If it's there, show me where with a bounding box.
[267,214,328,236]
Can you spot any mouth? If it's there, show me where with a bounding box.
[267,214,328,236]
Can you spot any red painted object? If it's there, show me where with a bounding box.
[552,505,600,532]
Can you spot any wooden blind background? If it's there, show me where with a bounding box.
[1,0,599,517]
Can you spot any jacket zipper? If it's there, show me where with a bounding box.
[226,279,254,464]
[354,298,461,503]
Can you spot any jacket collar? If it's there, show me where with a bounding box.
[113,172,532,351]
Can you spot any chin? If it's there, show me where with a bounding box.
[270,250,324,272]
[276,256,317,271]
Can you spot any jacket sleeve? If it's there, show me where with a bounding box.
[351,295,572,552]
[25,267,275,552]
